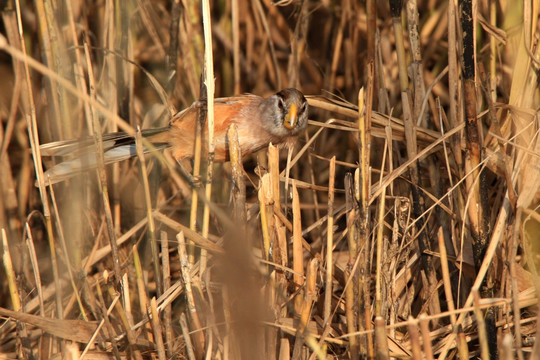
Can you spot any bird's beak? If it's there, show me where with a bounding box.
[283,104,298,130]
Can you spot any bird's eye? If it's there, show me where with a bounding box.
[299,102,307,114]
[277,97,285,111]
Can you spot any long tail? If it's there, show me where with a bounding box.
[39,128,170,185]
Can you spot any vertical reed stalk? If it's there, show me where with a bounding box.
[324,156,335,323]
[200,0,216,276]
[135,127,162,296]
[292,182,304,314]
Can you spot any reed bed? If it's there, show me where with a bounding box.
[0,0,538,359]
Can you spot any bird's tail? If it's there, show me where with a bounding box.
[38,128,170,186]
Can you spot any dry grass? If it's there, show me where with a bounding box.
[0,0,539,359]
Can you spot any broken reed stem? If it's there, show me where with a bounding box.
[374,316,389,359]
[228,125,246,224]
[135,127,162,296]
[418,314,434,360]
[324,156,336,324]
[457,324,470,359]
[149,297,167,360]
[407,316,422,359]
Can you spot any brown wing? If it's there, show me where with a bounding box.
[165,95,262,161]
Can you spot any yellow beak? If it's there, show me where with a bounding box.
[283,104,298,130]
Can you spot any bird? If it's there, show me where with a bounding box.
[40,88,309,184]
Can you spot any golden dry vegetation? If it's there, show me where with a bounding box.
[0,0,539,359]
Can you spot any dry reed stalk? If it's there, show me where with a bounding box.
[105,282,143,359]
[1,0,537,358]
[407,316,422,359]
[177,231,206,357]
[228,125,246,223]
[149,297,167,360]
[259,174,273,260]
[438,226,457,324]
[167,0,182,93]
[200,0,216,277]
[24,223,45,316]
[344,173,359,359]
[510,208,525,360]
[231,0,241,94]
[161,231,174,357]
[438,196,513,359]
[135,127,162,295]
[133,244,154,342]
[292,258,319,359]
[406,0,428,127]
[356,84,372,356]
[392,0,441,321]
[374,316,389,359]
[180,312,198,360]
[456,324,470,359]
[188,83,204,265]
[324,156,335,324]
[500,333,514,360]
[460,0,497,356]
[251,0,281,89]
[94,280,124,359]
[5,1,66,326]
[82,35,123,288]
[374,157,387,318]
[418,314,434,360]
[48,183,88,320]
[472,290,490,360]
[292,181,304,314]
[279,338,291,360]
[2,228,21,312]
[155,211,223,253]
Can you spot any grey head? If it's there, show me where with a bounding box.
[259,88,309,138]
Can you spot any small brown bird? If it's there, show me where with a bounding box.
[40,88,308,184]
